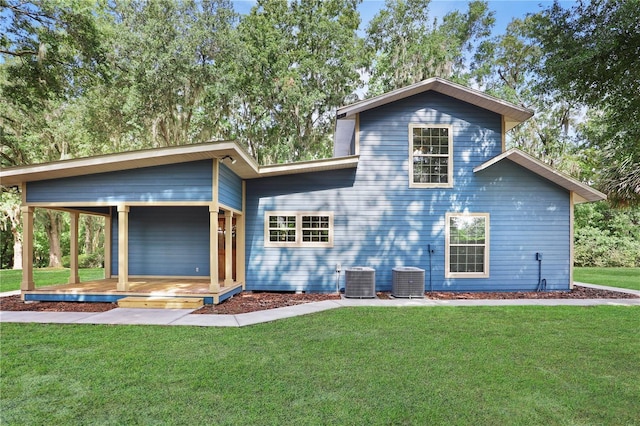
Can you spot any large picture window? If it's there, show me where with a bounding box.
[409,124,453,188]
[445,213,489,278]
[265,212,333,247]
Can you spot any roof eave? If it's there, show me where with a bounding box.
[0,142,262,185]
[337,77,533,129]
[257,155,359,178]
[474,148,607,203]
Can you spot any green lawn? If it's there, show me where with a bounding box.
[0,268,105,293]
[1,306,638,425]
[574,267,640,290]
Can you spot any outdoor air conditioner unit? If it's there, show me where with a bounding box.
[345,267,376,298]
[392,267,425,298]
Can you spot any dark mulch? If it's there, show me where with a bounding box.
[424,285,639,300]
[194,292,342,315]
[0,295,117,312]
[1,286,636,315]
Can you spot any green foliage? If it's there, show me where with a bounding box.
[1,0,111,166]
[234,0,364,163]
[574,202,640,267]
[2,307,639,424]
[532,0,640,205]
[62,252,104,269]
[365,0,494,94]
[0,189,21,269]
[98,0,238,149]
[474,16,585,177]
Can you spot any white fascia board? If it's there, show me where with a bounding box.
[257,156,359,178]
[0,142,261,185]
[337,77,533,130]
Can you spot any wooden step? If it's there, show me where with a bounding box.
[117,296,203,309]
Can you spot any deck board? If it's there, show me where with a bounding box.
[23,278,243,305]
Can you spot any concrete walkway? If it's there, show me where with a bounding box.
[1,282,638,327]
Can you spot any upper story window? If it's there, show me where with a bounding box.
[265,211,333,247]
[445,213,490,278]
[409,124,453,188]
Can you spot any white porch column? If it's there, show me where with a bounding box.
[224,210,233,286]
[117,204,129,291]
[68,212,80,284]
[209,206,220,292]
[20,206,35,291]
[104,214,112,278]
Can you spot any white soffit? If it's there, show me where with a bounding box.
[337,77,533,130]
[474,148,607,203]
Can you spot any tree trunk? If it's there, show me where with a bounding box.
[12,228,22,270]
[45,210,63,268]
[84,215,93,255]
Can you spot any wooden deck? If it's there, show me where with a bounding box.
[22,278,243,305]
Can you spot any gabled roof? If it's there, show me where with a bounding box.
[0,141,359,186]
[337,77,534,131]
[474,148,606,203]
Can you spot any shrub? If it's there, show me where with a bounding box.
[62,253,104,269]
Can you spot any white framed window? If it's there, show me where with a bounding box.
[445,213,489,278]
[409,124,453,188]
[265,211,333,247]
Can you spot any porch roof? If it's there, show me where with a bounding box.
[0,141,359,186]
[474,148,607,203]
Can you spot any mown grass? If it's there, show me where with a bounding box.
[574,267,640,290]
[0,268,105,293]
[2,306,639,425]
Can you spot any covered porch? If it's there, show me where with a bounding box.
[19,202,245,305]
[11,147,249,306]
[22,277,243,305]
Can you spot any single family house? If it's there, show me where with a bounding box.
[0,78,606,304]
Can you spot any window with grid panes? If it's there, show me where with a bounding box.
[446,213,489,278]
[301,215,330,243]
[268,215,297,243]
[265,212,333,247]
[409,124,452,188]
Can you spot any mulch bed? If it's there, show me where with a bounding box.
[1,286,636,315]
[0,296,118,313]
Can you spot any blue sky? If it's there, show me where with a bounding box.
[233,0,578,36]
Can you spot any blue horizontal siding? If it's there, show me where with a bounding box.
[245,92,571,292]
[112,206,210,276]
[27,160,213,203]
[218,164,242,211]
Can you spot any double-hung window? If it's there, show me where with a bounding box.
[409,124,453,188]
[265,212,333,247]
[445,213,489,278]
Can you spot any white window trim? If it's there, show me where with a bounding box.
[445,212,490,278]
[264,211,334,248]
[409,123,453,188]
